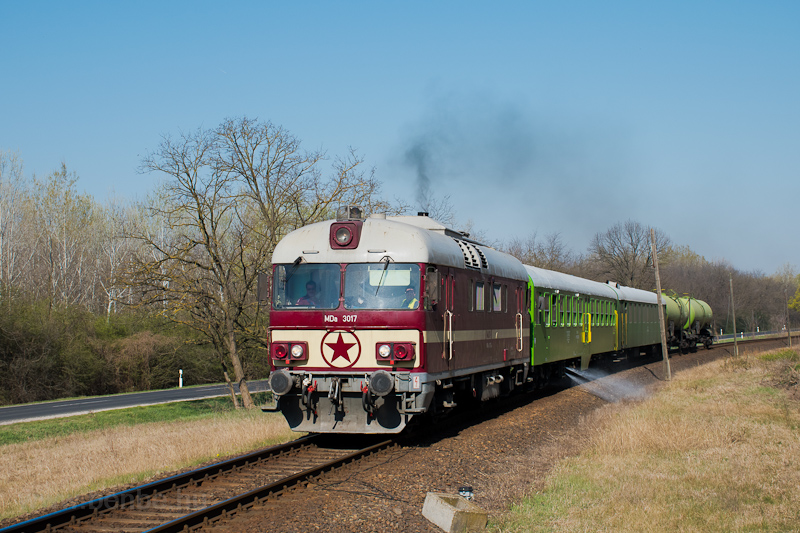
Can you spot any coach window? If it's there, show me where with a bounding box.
[468,280,474,312]
[553,294,564,326]
[565,297,570,326]
[541,293,550,325]
[492,284,502,312]
[564,297,570,326]
[545,294,551,326]
[476,281,485,311]
[570,297,576,327]
[566,296,572,326]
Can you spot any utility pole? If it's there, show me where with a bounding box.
[651,229,671,381]
[787,289,793,348]
[730,273,739,357]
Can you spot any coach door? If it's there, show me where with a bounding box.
[581,302,592,345]
[580,298,592,369]
[515,284,525,354]
[620,303,628,349]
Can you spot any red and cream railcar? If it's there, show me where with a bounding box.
[267,207,531,433]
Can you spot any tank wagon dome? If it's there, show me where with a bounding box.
[272,213,529,281]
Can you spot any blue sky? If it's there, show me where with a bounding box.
[1,1,798,274]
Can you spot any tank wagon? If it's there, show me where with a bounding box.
[661,294,714,351]
[264,208,710,434]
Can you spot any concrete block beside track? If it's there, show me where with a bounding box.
[422,492,487,532]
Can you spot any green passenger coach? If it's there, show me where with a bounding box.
[524,265,662,384]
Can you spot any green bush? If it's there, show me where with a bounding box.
[0,298,226,405]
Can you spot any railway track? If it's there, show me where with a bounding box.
[2,435,395,533]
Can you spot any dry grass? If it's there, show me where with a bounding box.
[495,349,800,532]
[0,411,295,520]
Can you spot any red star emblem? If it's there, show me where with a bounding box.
[325,333,356,363]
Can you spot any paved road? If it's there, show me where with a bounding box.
[0,379,271,425]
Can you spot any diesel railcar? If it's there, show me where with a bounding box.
[264,207,704,434]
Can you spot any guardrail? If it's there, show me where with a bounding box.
[714,329,797,343]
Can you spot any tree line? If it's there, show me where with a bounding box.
[503,220,800,337]
[1,117,798,406]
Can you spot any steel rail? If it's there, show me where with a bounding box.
[146,439,395,533]
[0,435,319,533]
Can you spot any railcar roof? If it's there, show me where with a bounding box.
[613,285,661,304]
[524,265,660,304]
[272,214,530,280]
[524,265,619,298]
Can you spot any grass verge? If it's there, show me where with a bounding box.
[0,394,295,520]
[0,393,273,445]
[493,348,800,532]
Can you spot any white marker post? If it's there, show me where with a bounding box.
[179,369,183,388]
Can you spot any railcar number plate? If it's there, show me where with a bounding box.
[412,375,421,390]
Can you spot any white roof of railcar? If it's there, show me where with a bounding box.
[613,285,661,305]
[524,265,660,305]
[524,265,619,299]
[272,214,530,281]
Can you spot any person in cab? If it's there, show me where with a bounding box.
[401,285,419,309]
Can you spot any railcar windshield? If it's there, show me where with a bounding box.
[272,263,341,309]
[344,263,420,310]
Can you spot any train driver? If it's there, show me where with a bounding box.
[401,285,419,309]
[296,281,318,307]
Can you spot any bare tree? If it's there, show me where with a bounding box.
[0,151,28,294]
[96,198,136,320]
[214,117,391,244]
[29,165,99,312]
[587,220,671,289]
[127,117,393,408]
[128,127,264,408]
[505,231,576,272]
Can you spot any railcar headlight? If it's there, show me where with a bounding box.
[376,342,415,363]
[290,344,305,359]
[334,226,353,246]
[377,344,392,359]
[272,342,307,361]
